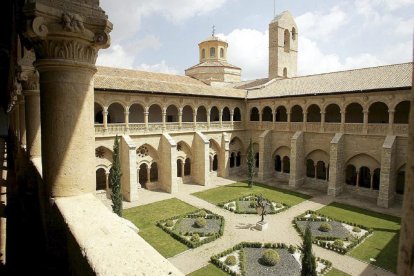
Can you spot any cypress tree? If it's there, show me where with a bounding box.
[301,225,317,276]
[247,138,255,188]
[110,135,123,216]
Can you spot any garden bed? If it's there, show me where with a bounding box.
[157,209,224,248]
[211,242,332,276]
[293,210,372,254]
[218,194,289,214]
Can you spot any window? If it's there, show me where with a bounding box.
[283,68,287,78]
[284,29,290,52]
[210,47,215,58]
[220,48,224,58]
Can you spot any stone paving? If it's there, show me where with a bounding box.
[98,175,398,276]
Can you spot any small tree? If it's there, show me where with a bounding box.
[247,138,255,188]
[301,225,317,276]
[110,135,123,216]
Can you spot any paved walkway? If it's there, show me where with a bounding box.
[99,176,398,275]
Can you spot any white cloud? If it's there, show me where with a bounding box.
[97,44,134,68]
[137,60,179,75]
[217,29,269,80]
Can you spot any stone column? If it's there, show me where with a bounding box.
[230,110,234,127]
[287,112,291,131]
[340,111,345,132]
[207,109,211,129]
[370,174,374,189]
[321,112,325,132]
[378,135,397,208]
[18,95,27,146]
[124,111,129,130]
[363,110,369,134]
[303,112,307,132]
[105,171,110,193]
[328,133,345,196]
[259,110,263,128]
[219,109,223,128]
[22,3,112,197]
[181,161,185,177]
[162,108,167,130]
[388,110,395,135]
[103,107,108,131]
[193,109,197,129]
[356,171,360,187]
[289,131,305,188]
[178,108,183,129]
[20,68,42,158]
[147,167,151,183]
[144,110,149,130]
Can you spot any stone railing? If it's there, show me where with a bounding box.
[394,124,408,136]
[290,122,303,132]
[367,124,389,135]
[261,121,274,130]
[181,122,195,130]
[233,121,243,130]
[344,123,364,134]
[306,122,320,133]
[324,123,341,133]
[274,122,288,131]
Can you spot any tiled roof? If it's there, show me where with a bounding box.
[185,60,241,71]
[94,66,246,98]
[248,63,412,99]
[233,78,270,89]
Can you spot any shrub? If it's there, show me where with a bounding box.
[165,220,174,227]
[352,226,361,233]
[194,217,207,228]
[225,255,237,266]
[228,202,235,208]
[190,233,200,242]
[333,239,344,248]
[198,210,207,217]
[260,249,280,266]
[288,245,296,254]
[275,203,283,208]
[318,222,332,232]
[249,201,256,208]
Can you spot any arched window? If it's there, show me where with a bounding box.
[283,68,287,78]
[262,106,273,122]
[96,168,106,190]
[394,101,410,124]
[306,160,315,178]
[291,105,303,122]
[210,47,216,58]
[139,163,148,188]
[177,159,183,177]
[230,153,235,168]
[150,163,158,182]
[283,156,290,173]
[148,104,162,123]
[284,29,290,52]
[316,161,327,180]
[129,103,145,123]
[236,152,241,167]
[345,103,363,123]
[108,103,125,124]
[182,105,194,122]
[396,169,405,194]
[345,165,357,186]
[250,107,260,121]
[166,105,179,122]
[307,104,321,122]
[210,106,220,122]
[212,155,218,171]
[325,104,341,123]
[373,168,380,190]
[255,152,259,168]
[220,48,224,58]
[201,49,206,59]
[368,102,388,123]
[359,167,371,188]
[184,158,191,176]
[94,103,103,124]
[276,106,288,122]
[222,107,231,121]
[234,107,242,121]
[197,106,208,122]
[275,155,282,172]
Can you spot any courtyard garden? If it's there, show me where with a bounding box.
[218,194,289,214]
[192,181,311,207]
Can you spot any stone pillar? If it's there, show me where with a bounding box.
[327,133,345,196]
[162,108,167,130]
[363,110,369,134]
[259,110,263,128]
[124,111,129,130]
[22,2,112,197]
[105,171,110,193]
[377,135,397,208]
[230,110,234,127]
[159,134,178,193]
[220,133,229,177]
[147,167,151,183]
[356,171,360,187]
[388,110,395,135]
[219,109,223,128]
[103,107,108,130]
[287,112,291,131]
[370,174,374,189]
[120,135,138,202]
[258,130,272,180]
[321,112,325,132]
[289,131,305,188]
[340,111,345,132]
[178,108,183,129]
[303,112,307,131]
[207,109,211,129]
[193,132,210,186]
[180,161,185,178]
[193,110,197,129]
[144,110,149,130]
[18,95,27,146]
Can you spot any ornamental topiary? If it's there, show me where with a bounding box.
[260,249,280,266]
[165,220,174,227]
[225,255,237,266]
[194,217,207,228]
[198,210,207,218]
[352,226,361,233]
[191,233,200,242]
[333,239,344,248]
[318,222,332,232]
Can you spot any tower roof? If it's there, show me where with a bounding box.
[271,10,296,26]
[199,35,227,44]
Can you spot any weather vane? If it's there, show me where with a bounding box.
[212,25,216,36]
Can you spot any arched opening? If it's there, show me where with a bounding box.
[230,153,235,168]
[150,162,158,182]
[177,159,183,177]
[291,105,303,122]
[396,167,405,194]
[255,152,259,168]
[94,103,103,124]
[373,168,380,190]
[359,167,371,188]
[139,163,148,188]
[250,107,259,121]
[222,107,231,121]
[96,168,106,190]
[108,103,125,124]
[284,29,290,52]
[316,161,327,180]
[220,48,224,58]
[166,105,179,122]
[282,156,290,173]
[201,49,205,59]
[325,104,341,123]
[197,106,208,122]
[274,155,282,172]
[129,103,145,123]
[182,105,194,122]
[234,107,242,121]
[368,102,389,123]
[210,106,220,122]
[236,152,241,167]
[275,106,287,122]
[394,101,410,124]
[210,47,215,58]
[212,155,218,171]
[345,103,363,123]
[148,104,162,123]
[307,104,321,122]
[306,159,315,178]
[262,106,273,122]
[283,68,288,78]
[184,158,191,176]
[345,165,357,186]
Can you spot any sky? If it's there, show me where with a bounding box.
[97,0,414,80]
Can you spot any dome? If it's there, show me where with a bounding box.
[200,35,227,44]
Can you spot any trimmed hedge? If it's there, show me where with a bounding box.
[260,249,280,266]
[218,194,289,215]
[157,208,225,248]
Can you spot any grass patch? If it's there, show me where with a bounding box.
[325,268,350,276]
[192,181,311,207]
[317,202,401,273]
[123,198,198,258]
[187,264,228,276]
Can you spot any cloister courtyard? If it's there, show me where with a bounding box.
[99,175,401,276]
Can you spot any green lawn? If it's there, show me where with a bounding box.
[192,181,311,207]
[317,202,401,273]
[187,264,228,276]
[123,198,198,258]
[325,268,350,276]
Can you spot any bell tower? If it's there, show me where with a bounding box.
[268,11,298,79]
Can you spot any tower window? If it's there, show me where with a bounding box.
[210,47,215,58]
[284,29,290,52]
[220,48,224,58]
[202,49,205,59]
[283,68,287,78]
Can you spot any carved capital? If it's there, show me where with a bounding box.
[21,0,112,65]
[18,67,39,91]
